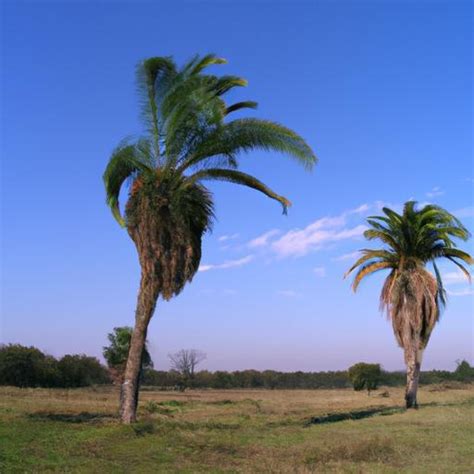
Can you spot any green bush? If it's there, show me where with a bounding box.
[348,363,382,394]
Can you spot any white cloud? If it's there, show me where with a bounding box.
[426,187,444,198]
[349,203,370,214]
[332,251,361,262]
[199,255,254,272]
[248,229,280,248]
[277,290,301,298]
[245,204,370,259]
[271,222,367,258]
[314,266,326,277]
[218,233,239,242]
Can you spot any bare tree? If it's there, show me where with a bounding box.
[168,349,206,390]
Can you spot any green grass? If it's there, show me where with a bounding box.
[0,385,473,472]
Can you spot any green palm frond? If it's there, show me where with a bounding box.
[432,261,447,307]
[136,57,177,157]
[344,249,396,278]
[225,101,258,115]
[363,229,400,251]
[179,118,317,172]
[183,54,227,76]
[103,143,154,226]
[211,75,248,95]
[188,168,291,213]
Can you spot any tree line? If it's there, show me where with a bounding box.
[0,344,109,388]
[2,343,472,390]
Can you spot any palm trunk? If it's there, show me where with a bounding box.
[120,274,159,423]
[404,345,422,409]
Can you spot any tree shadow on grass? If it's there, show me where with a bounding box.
[305,406,405,426]
[28,412,116,424]
[305,397,474,426]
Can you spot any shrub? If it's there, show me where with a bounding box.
[348,363,382,394]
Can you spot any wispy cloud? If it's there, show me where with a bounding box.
[271,221,367,258]
[313,266,326,277]
[248,229,280,248]
[426,186,444,198]
[199,255,254,272]
[218,233,239,242]
[443,270,472,285]
[332,251,361,262]
[277,290,301,298]
[447,288,474,297]
[246,204,369,259]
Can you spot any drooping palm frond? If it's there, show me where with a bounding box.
[187,168,291,213]
[344,249,397,278]
[351,261,393,292]
[103,143,155,226]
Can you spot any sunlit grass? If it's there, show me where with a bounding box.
[1,385,473,472]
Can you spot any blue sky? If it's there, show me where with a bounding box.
[1,1,472,371]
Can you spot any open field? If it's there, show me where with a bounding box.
[1,385,473,473]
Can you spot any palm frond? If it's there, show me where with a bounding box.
[136,57,177,157]
[184,54,227,76]
[179,118,317,172]
[351,261,393,292]
[344,250,396,278]
[445,256,472,283]
[103,143,153,226]
[226,101,258,115]
[188,168,291,213]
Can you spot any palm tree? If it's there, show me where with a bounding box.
[103,54,316,423]
[345,202,472,408]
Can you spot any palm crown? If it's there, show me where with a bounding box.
[103,54,316,303]
[346,201,472,345]
[104,54,316,227]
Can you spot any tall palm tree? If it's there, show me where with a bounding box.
[103,54,316,423]
[345,202,472,408]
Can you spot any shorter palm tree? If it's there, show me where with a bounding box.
[345,201,472,408]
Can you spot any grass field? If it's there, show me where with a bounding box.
[0,384,473,473]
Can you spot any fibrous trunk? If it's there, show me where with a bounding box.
[404,345,422,409]
[387,268,438,409]
[120,174,210,423]
[120,274,159,423]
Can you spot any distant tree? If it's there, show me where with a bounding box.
[348,363,382,395]
[454,360,474,382]
[168,349,206,390]
[57,355,109,387]
[103,327,153,384]
[346,202,472,408]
